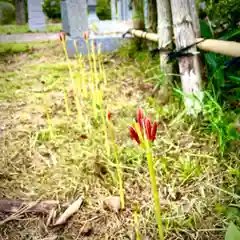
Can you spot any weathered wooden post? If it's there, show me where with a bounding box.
[189,0,201,37]
[143,0,148,28]
[145,0,158,54]
[155,0,173,101]
[147,0,157,34]
[27,0,46,31]
[170,0,203,116]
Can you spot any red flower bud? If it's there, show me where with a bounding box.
[137,108,144,132]
[107,112,111,121]
[151,121,158,141]
[128,126,141,144]
[83,32,89,41]
[144,117,152,141]
[59,31,65,41]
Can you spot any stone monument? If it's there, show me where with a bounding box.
[60,0,133,57]
[88,0,99,22]
[27,0,46,31]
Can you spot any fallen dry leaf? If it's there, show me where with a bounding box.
[54,197,83,226]
[103,196,120,213]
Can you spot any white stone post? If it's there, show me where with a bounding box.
[27,0,46,31]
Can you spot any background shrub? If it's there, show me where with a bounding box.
[42,0,61,20]
[0,1,15,24]
[96,0,111,20]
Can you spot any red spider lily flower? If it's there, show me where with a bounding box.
[59,31,65,41]
[128,126,141,144]
[128,108,158,144]
[137,108,144,132]
[151,121,158,141]
[83,32,89,41]
[107,111,111,121]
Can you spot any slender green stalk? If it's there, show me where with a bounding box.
[97,91,110,156]
[97,44,107,85]
[86,39,97,119]
[91,41,99,88]
[133,204,141,240]
[74,40,88,98]
[63,87,70,116]
[61,38,83,127]
[108,119,124,209]
[145,139,164,240]
[44,103,54,139]
[59,40,71,116]
[133,121,164,239]
[97,44,107,84]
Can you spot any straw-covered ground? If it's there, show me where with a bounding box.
[0,41,239,240]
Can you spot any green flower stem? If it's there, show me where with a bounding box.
[133,203,141,240]
[85,40,97,119]
[108,120,124,209]
[63,87,70,116]
[97,91,110,157]
[145,140,164,240]
[61,39,83,127]
[45,103,54,139]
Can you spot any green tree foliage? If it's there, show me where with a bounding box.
[42,0,61,20]
[96,0,111,20]
[0,1,15,24]
[198,0,240,29]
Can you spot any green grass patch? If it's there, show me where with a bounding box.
[0,24,62,34]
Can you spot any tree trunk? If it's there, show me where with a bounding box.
[132,0,144,21]
[155,0,173,102]
[15,0,26,25]
[170,0,203,116]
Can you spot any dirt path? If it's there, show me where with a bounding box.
[0,33,58,43]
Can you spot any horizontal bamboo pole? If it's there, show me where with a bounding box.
[129,29,240,57]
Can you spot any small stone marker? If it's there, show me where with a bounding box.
[27,0,46,31]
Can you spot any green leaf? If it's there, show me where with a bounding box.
[200,20,214,39]
[225,222,240,240]
[227,75,240,84]
[205,53,218,71]
[220,29,240,40]
[215,68,225,88]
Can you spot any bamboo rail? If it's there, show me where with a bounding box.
[128,29,240,57]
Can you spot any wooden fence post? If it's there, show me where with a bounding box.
[156,0,173,101]
[170,0,203,116]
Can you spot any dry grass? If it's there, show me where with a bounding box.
[0,41,239,240]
